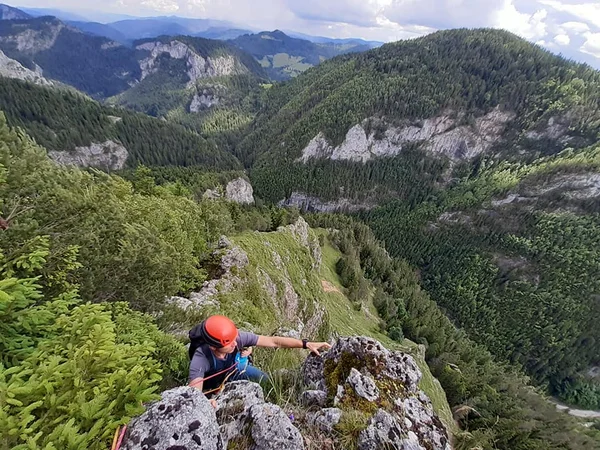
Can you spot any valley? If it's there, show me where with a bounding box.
[1,2,600,449]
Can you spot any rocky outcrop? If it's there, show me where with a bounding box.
[279,192,374,213]
[216,382,303,450]
[122,337,451,450]
[123,382,302,450]
[0,50,52,85]
[167,217,325,340]
[524,173,600,200]
[202,178,255,204]
[48,140,128,170]
[0,20,64,53]
[121,386,223,450]
[299,108,515,164]
[525,116,571,143]
[190,90,220,112]
[136,40,244,84]
[225,177,255,204]
[302,336,451,450]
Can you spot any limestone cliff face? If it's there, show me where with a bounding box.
[0,20,65,53]
[121,337,452,450]
[0,50,51,85]
[298,108,516,164]
[136,40,246,85]
[279,191,374,213]
[48,140,128,170]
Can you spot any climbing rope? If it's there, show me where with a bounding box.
[111,424,127,450]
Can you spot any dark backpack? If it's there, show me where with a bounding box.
[188,324,206,360]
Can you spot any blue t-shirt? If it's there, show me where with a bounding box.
[188,330,258,382]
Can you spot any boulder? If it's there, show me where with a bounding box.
[225,177,254,204]
[300,390,327,407]
[306,408,342,432]
[121,386,223,450]
[215,381,303,450]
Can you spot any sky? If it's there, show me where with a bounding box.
[11,0,600,68]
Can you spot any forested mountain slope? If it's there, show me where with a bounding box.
[0,16,270,146]
[363,143,600,407]
[0,16,140,97]
[107,35,267,140]
[231,30,374,80]
[237,28,600,408]
[240,28,600,204]
[0,3,30,20]
[0,77,241,169]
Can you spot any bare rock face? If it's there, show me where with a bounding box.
[190,90,220,112]
[301,336,451,450]
[279,192,374,213]
[136,40,244,85]
[0,20,64,53]
[215,381,303,450]
[48,140,128,170]
[0,50,52,85]
[525,116,571,142]
[123,382,303,450]
[526,173,600,200]
[121,386,223,450]
[225,177,255,204]
[306,408,342,432]
[301,390,327,407]
[299,108,515,164]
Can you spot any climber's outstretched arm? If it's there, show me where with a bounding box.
[256,336,331,356]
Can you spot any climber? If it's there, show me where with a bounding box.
[188,315,331,396]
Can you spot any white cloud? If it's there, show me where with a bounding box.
[540,0,600,29]
[140,0,179,12]
[560,21,590,34]
[494,0,548,40]
[581,32,600,58]
[554,33,570,45]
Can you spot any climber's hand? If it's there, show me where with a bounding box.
[241,347,253,357]
[306,341,332,356]
[210,399,217,409]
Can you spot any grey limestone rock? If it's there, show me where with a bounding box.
[347,367,379,401]
[301,354,325,391]
[0,50,52,85]
[358,409,411,450]
[136,40,243,84]
[306,408,342,432]
[215,381,303,450]
[248,403,304,450]
[48,140,128,170]
[300,390,327,407]
[121,386,223,450]
[225,177,255,204]
[298,108,516,164]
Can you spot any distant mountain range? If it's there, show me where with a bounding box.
[0,3,29,20]
[0,4,380,84]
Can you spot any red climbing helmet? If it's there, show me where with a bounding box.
[201,315,238,348]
